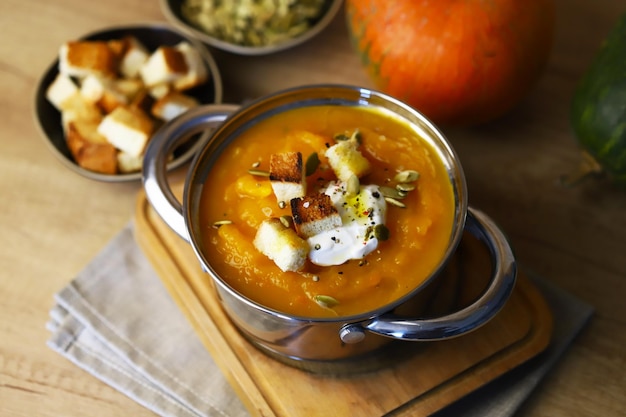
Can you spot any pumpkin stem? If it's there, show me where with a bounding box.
[559,150,605,187]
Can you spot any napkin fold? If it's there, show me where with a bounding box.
[47,223,593,417]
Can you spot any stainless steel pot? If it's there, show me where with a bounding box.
[143,85,517,371]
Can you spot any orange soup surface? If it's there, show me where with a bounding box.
[199,105,455,318]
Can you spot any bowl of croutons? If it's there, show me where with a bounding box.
[159,0,343,55]
[34,23,223,182]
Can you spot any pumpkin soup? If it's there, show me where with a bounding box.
[199,105,455,318]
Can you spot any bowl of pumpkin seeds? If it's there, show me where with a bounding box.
[160,0,343,55]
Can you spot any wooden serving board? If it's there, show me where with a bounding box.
[134,189,553,417]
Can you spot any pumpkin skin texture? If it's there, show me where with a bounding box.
[570,13,626,187]
[345,0,556,126]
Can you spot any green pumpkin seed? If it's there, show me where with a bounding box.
[394,170,420,183]
[396,182,416,192]
[374,224,390,241]
[212,220,233,228]
[334,130,362,144]
[314,295,339,308]
[305,152,320,176]
[248,168,270,177]
[279,215,293,228]
[384,197,407,208]
[379,186,405,199]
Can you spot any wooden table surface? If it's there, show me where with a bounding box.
[1,0,625,416]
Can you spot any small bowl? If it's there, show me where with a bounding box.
[34,23,223,183]
[159,0,343,56]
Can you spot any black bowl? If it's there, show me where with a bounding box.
[34,23,223,182]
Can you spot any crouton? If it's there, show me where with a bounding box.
[172,41,208,91]
[117,151,143,173]
[270,151,306,203]
[130,88,155,114]
[139,46,188,87]
[80,74,129,113]
[97,89,129,114]
[66,119,118,174]
[119,36,150,78]
[151,91,199,121]
[290,193,342,238]
[46,73,79,110]
[325,139,371,181]
[59,41,118,79]
[114,78,145,101]
[97,105,154,157]
[59,94,103,132]
[79,74,107,103]
[253,218,309,272]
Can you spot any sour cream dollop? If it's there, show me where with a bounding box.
[307,181,387,266]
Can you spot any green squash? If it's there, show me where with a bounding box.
[571,13,626,187]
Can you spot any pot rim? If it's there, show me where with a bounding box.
[182,84,469,323]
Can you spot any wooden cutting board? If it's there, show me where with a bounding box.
[134,189,553,417]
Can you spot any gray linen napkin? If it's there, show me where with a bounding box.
[47,223,593,417]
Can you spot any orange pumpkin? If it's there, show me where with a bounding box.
[345,0,556,126]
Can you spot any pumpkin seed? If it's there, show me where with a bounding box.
[384,197,407,208]
[346,174,360,196]
[374,224,390,241]
[379,186,405,199]
[251,161,261,168]
[279,215,293,228]
[248,168,270,177]
[394,170,420,183]
[305,152,320,176]
[314,295,339,308]
[396,182,416,192]
[334,130,362,144]
[278,200,287,209]
[212,220,233,228]
[350,129,362,144]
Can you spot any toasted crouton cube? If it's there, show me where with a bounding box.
[148,83,171,99]
[97,89,129,114]
[290,193,342,238]
[325,139,371,181]
[172,42,208,91]
[59,41,118,79]
[114,78,145,101]
[97,105,154,157]
[80,74,107,103]
[270,152,306,203]
[129,90,154,115]
[80,74,128,113]
[151,91,199,121]
[139,46,188,87]
[253,218,309,272]
[106,38,127,58]
[46,73,79,110]
[117,151,143,173]
[66,120,117,174]
[119,36,150,78]
[60,94,103,132]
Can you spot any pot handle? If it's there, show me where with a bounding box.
[143,104,240,242]
[340,208,517,343]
